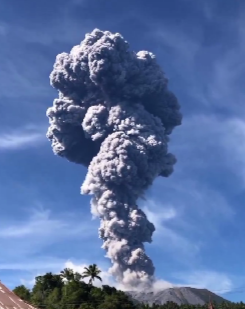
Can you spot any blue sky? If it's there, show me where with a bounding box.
[1,0,245,303]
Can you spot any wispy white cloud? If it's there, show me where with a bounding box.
[173,270,233,294]
[155,178,235,222]
[0,206,96,260]
[145,20,203,99]
[138,117,241,268]
[148,9,245,116]
[142,200,177,231]
[141,200,200,261]
[152,25,201,71]
[0,258,66,272]
[203,18,245,114]
[0,22,7,36]
[172,114,245,187]
[0,58,51,99]
[20,278,36,288]
[0,208,67,238]
[2,16,93,47]
[140,176,235,261]
[136,113,242,268]
[0,125,46,150]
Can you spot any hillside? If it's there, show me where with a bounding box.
[127,287,229,306]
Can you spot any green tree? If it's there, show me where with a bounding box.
[74,271,83,282]
[60,267,76,282]
[81,264,102,285]
[30,272,63,307]
[13,285,31,302]
[45,287,62,309]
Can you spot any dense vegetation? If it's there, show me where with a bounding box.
[13,265,245,309]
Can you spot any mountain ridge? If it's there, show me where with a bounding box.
[126,286,230,306]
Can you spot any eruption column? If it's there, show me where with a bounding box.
[46,29,182,288]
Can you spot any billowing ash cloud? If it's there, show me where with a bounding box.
[46,29,182,288]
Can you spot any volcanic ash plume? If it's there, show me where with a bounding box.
[46,29,182,288]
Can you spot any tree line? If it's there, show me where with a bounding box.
[12,264,245,309]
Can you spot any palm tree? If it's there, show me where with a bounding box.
[60,268,75,283]
[59,267,75,297]
[74,271,82,282]
[81,264,102,285]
